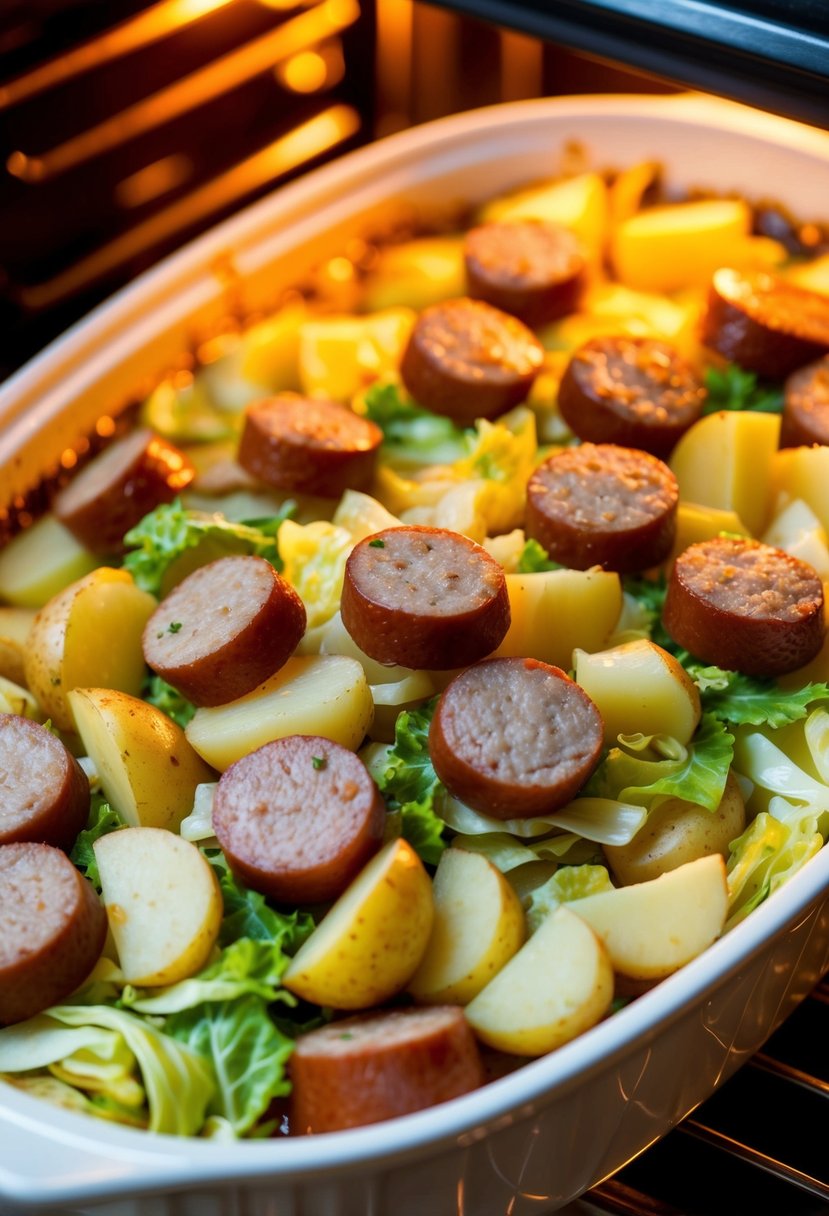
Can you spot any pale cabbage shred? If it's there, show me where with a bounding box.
[2,171,828,1141]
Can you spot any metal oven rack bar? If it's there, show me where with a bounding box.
[564,976,829,1216]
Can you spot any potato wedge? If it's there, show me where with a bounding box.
[185,654,374,771]
[611,199,754,292]
[574,638,701,745]
[0,607,37,685]
[408,848,526,1005]
[361,236,467,313]
[495,568,622,669]
[23,568,157,731]
[480,172,609,258]
[569,854,728,979]
[770,445,829,536]
[283,838,434,1009]
[94,827,222,986]
[669,410,780,536]
[603,772,745,886]
[0,515,98,608]
[464,905,613,1056]
[68,688,215,831]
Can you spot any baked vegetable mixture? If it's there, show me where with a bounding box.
[1,162,829,1138]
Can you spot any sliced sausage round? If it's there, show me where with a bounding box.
[341,526,510,670]
[464,219,586,327]
[701,268,829,381]
[662,537,825,677]
[557,336,707,457]
[53,428,195,554]
[289,1004,484,1133]
[525,443,678,572]
[212,735,385,905]
[237,395,383,498]
[0,842,107,1025]
[142,554,306,707]
[430,657,604,819]
[0,715,90,852]
[400,297,544,425]
[780,354,829,448]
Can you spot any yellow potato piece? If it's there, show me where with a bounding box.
[611,199,752,292]
[464,905,613,1056]
[94,828,222,987]
[574,638,701,746]
[569,854,728,979]
[361,236,467,313]
[669,410,780,536]
[184,654,374,771]
[238,299,307,391]
[604,772,746,886]
[283,838,434,1009]
[479,172,609,258]
[298,308,414,401]
[69,688,215,832]
[770,446,829,537]
[495,568,622,669]
[23,568,157,732]
[408,847,526,1005]
[0,515,98,608]
[670,501,750,565]
[786,252,829,296]
[763,498,829,578]
[0,607,36,685]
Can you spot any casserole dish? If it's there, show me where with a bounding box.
[1,93,829,1216]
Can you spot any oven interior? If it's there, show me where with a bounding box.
[0,3,827,1212]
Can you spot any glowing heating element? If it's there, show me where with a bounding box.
[7,0,360,183]
[17,105,361,310]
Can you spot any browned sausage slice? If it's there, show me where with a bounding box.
[53,428,195,554]
[237,395,383,498]
[341,526,510,670]
[400,297,544,425]
[662,537,825,676]
[464,220,586,327]
[780,354,829,448]
[212,735,385,904]
[0,842,107,1025]
[525,443,678,572]
[557,336,706,457]
[142,554,306,706]
[430,657,604,819]
[0,715,90,851]
[701,268,829,380]
[289,1005,484,1133]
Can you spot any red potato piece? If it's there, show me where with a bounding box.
[53,428,195,554]
[400,297,544,424]
[662,537,825,677]
[780,355,829,448]
[557,335,706,457]
[289,1005,484,1133]
[464,219,587,327]
[0,842,107,1025]
[701,268,829,380]
[430,657,604,820]
[237,395,383,498]
[525,443,678,572]
[341,526,510,670]
[142,554,306,706]
[0,714,90,851]
[212,735,385,904]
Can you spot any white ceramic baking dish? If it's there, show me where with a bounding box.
[1,93,828,1216]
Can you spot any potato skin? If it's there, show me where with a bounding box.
[603,771,745,886]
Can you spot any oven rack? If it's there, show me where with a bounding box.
[567,975,829,1216]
